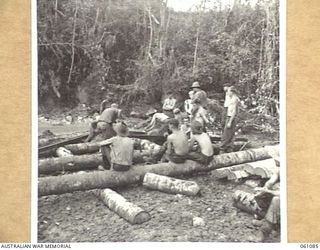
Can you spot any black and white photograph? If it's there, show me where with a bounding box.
[37,0,283,243]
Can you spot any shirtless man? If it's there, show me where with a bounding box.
[99,122,135,171]
[186,120,214,165]
[153,118,189,163]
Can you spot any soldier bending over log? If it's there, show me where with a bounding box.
[86,103,122,142]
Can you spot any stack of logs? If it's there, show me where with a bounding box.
[38,135,279,225]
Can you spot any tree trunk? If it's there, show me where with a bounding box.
[143,173,200,196]
[38,145,278,196]
[65,142,100,155]
[242,158,276,175]
[39,154,102,175]
[232,190,265,217]
[39,152,147,175]
[100,189,150,224]
[253,165,279,178]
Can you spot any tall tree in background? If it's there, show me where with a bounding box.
[37,0,279,118]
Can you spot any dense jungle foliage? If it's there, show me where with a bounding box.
[38,0,279,117]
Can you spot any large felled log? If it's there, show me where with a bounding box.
[242,158,276,174]
[38,152,146,175]
[211,158,275,179]
[38,145,278,196]
[143,173,200,196]
[64,142,100,155]
[100,189,150,224]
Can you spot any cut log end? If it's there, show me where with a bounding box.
[133,211,151,224]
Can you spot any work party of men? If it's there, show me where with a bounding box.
[95,81,239,171]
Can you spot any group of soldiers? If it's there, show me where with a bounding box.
[82,80,279,242]
[85,81,240,171]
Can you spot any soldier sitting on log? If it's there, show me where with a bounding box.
[186,120,214,165]
[253,169,280,242]
[86,103,122,142]
[153,118,189,163]
[99,122,135,171]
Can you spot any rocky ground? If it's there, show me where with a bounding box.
[38,109,280,243]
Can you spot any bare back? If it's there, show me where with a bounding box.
[193,133,213,157]
[167,131,189,156]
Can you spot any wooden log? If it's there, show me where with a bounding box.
[232,190,265,217]
[39,154,102,174]
[227,170,250,180]
[253,165,279,178]
[38,145,278,196]
[100,189,150,224]
[56,147,73,157]
[38,152,146,175]
[242,158,276,175]
[211,164,247,179]
[64,142,100,155]
[143,173,200,196]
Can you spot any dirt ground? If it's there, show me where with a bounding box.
[38,115,280,243]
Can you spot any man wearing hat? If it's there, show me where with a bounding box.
[191,81,208,109]
[99,122,135,171]
[220,86,240,153]
[186,120,214,165]
[86,102,121,142]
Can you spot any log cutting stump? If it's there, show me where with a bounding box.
[100,189,151,225]
[143,173,201,196]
